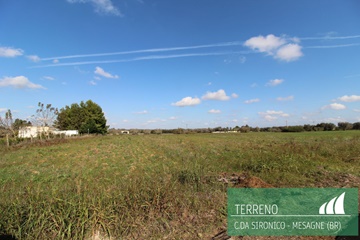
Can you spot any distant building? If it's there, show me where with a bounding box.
[18,126,79,138]
[52,130,79,136]
[18,126,50,138]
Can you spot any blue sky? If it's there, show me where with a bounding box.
[1,0,360,129]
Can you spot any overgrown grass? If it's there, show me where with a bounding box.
[0,131,359,239]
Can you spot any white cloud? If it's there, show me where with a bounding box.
[53,59,59,63]
[275,44,303,62]
[276,95,294,101]
[169,116,178,120]
[27,55,41,62]
[0,47,23,57]
[43,76,55,81]
[259,110,289,121]
[89,80,97,85]
[354,109,360,113]
[239,56,246,63]
[94,76,101,81]
[322,103,346,110]
[337,95,360,102]
[244,34,303,61]
[264,115,278,121]
[202,89,230,101]
[208,109,221,114]
[231,93,239,98]
[67,0,122,16]
[172,97,201,107]
[244,98,260,104]
[0,76,45,89]
[134,110,148,114]
[244,34,286,54]
[266,79,284,87]
[94,66,119,79]
[0,108,7,112]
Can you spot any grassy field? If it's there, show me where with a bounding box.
[0,131,359,239]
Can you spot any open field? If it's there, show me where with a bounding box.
[1,131,359,239]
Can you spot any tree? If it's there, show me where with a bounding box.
[316,123,335,131]
[338,122,353,131]
[0,110,15,137]
[353,122,360,130]
[56,100,108,134]
[33,102,58,127]
[13,119,31,131]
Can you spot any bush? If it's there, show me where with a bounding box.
[282,126,304,132]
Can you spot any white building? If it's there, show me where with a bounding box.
[18,127,79,138]
[52,130,79,136]
[18,126,50,138]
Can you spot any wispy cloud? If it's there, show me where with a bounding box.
[43,76,55,81]
[40,41,244,62]
[266,79,284,87]
[30,34,360,69]
[67,0,122,16]
[133,110,149,114]
[244,98,260,104]
[94,66,119,79]
[27,55,41,62]
[299,35,360,40]
[231,93,239,98]
[32,51,249,68]
[0,76,45,89]
[258,110,289,121]
[208,109,221,114]
[276,95,294,101]
[0,46,23,57]
[305,43,360,49]
[89,80,97,85]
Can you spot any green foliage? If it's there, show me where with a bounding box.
[56,100,107,134]
[338,122,353,130]
[353,122,360,130]
[282,126,304,132]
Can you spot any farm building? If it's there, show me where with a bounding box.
[18,126,78,138]
[52,130,79,136]
[18,126,50,138]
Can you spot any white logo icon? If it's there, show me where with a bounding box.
[319,192,345,215]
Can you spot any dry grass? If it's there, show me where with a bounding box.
[0,131,359,239]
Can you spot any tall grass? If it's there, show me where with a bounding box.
[0,131,359,239]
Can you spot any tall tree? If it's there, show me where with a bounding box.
[33,102,58,127]
[0,109,15,137]
[55,100,108,134]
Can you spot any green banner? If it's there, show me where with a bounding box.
[228,188,358,236]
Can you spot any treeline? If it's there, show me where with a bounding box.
[109,122,360,135]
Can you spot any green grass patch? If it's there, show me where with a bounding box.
[0,131,359,239]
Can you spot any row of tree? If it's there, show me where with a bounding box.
[108,122,360,135]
